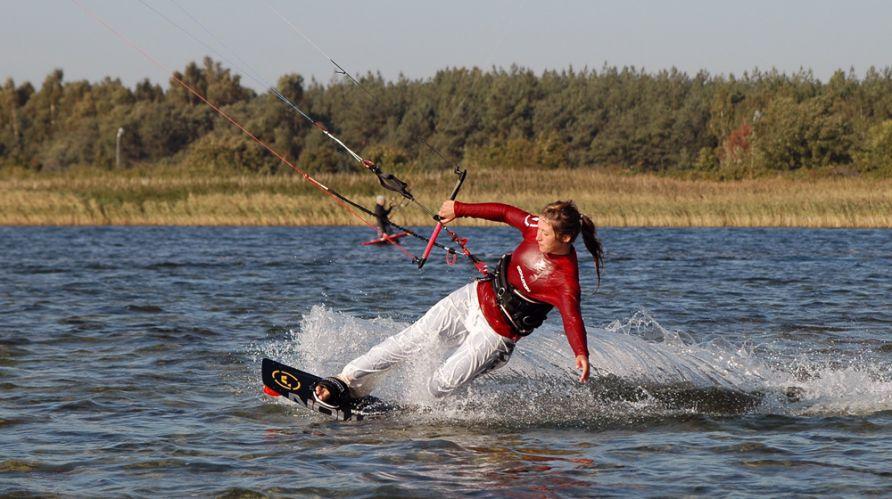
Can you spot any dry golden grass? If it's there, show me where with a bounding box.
[1,165,891,227]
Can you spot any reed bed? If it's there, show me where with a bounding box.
[1,166,891,227]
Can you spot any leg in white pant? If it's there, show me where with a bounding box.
[339,282,514,398]
[428,322,515,397]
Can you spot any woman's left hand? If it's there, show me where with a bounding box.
[438,200,456,224]
[575,354,590,383]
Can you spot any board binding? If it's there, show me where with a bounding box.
[262,358,394,421]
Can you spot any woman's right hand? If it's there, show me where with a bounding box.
[438,200,456,224]
[576,354,590,383]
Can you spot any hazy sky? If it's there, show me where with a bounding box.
[2,0,890,90]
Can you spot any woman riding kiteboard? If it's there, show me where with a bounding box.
[314,199,604,408]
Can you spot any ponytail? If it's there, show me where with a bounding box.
[580,214,604,287]
[541,200,605,288]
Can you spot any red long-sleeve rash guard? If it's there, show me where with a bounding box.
[453,201,589,358]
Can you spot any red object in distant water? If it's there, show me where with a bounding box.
[361,231,409,246]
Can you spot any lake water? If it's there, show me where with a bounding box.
[1,226,891,496]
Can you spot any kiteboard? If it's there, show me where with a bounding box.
[361,231,409,246]
[261,358,396,421]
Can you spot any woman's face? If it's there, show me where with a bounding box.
[536,219,571,255]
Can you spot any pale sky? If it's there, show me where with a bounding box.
[2,0,890,90]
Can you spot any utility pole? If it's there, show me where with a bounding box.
[116,127,125,168]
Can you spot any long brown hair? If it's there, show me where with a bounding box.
[541,200,604,286]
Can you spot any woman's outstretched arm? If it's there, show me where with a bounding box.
[439,200,534,232]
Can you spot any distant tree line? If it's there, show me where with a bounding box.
[3,57,892,177]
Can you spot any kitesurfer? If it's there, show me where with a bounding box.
[314,200,604,407]
[374,195,393,237]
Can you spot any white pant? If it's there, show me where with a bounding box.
[339,282,515,398]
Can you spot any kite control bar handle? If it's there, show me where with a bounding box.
[417,169,467,269]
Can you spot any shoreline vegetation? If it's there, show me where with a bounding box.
[4,62,892,227]
[5,63,892,179]
[2,165,890,227]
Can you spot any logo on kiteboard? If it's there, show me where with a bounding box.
[271,370,301,391]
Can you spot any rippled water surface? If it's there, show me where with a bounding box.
[1,226,891,496]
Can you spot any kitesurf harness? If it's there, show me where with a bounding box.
[312,376,352,410]
[489,253,553,336]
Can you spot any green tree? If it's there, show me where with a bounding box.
[854,120,892,173]
[753,96,853,171]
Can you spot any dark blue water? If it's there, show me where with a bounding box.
[1,226,890,496]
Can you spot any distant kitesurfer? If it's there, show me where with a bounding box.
[314,200,604,408]
[374,195,392,237]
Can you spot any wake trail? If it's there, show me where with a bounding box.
[252,307,892,424]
